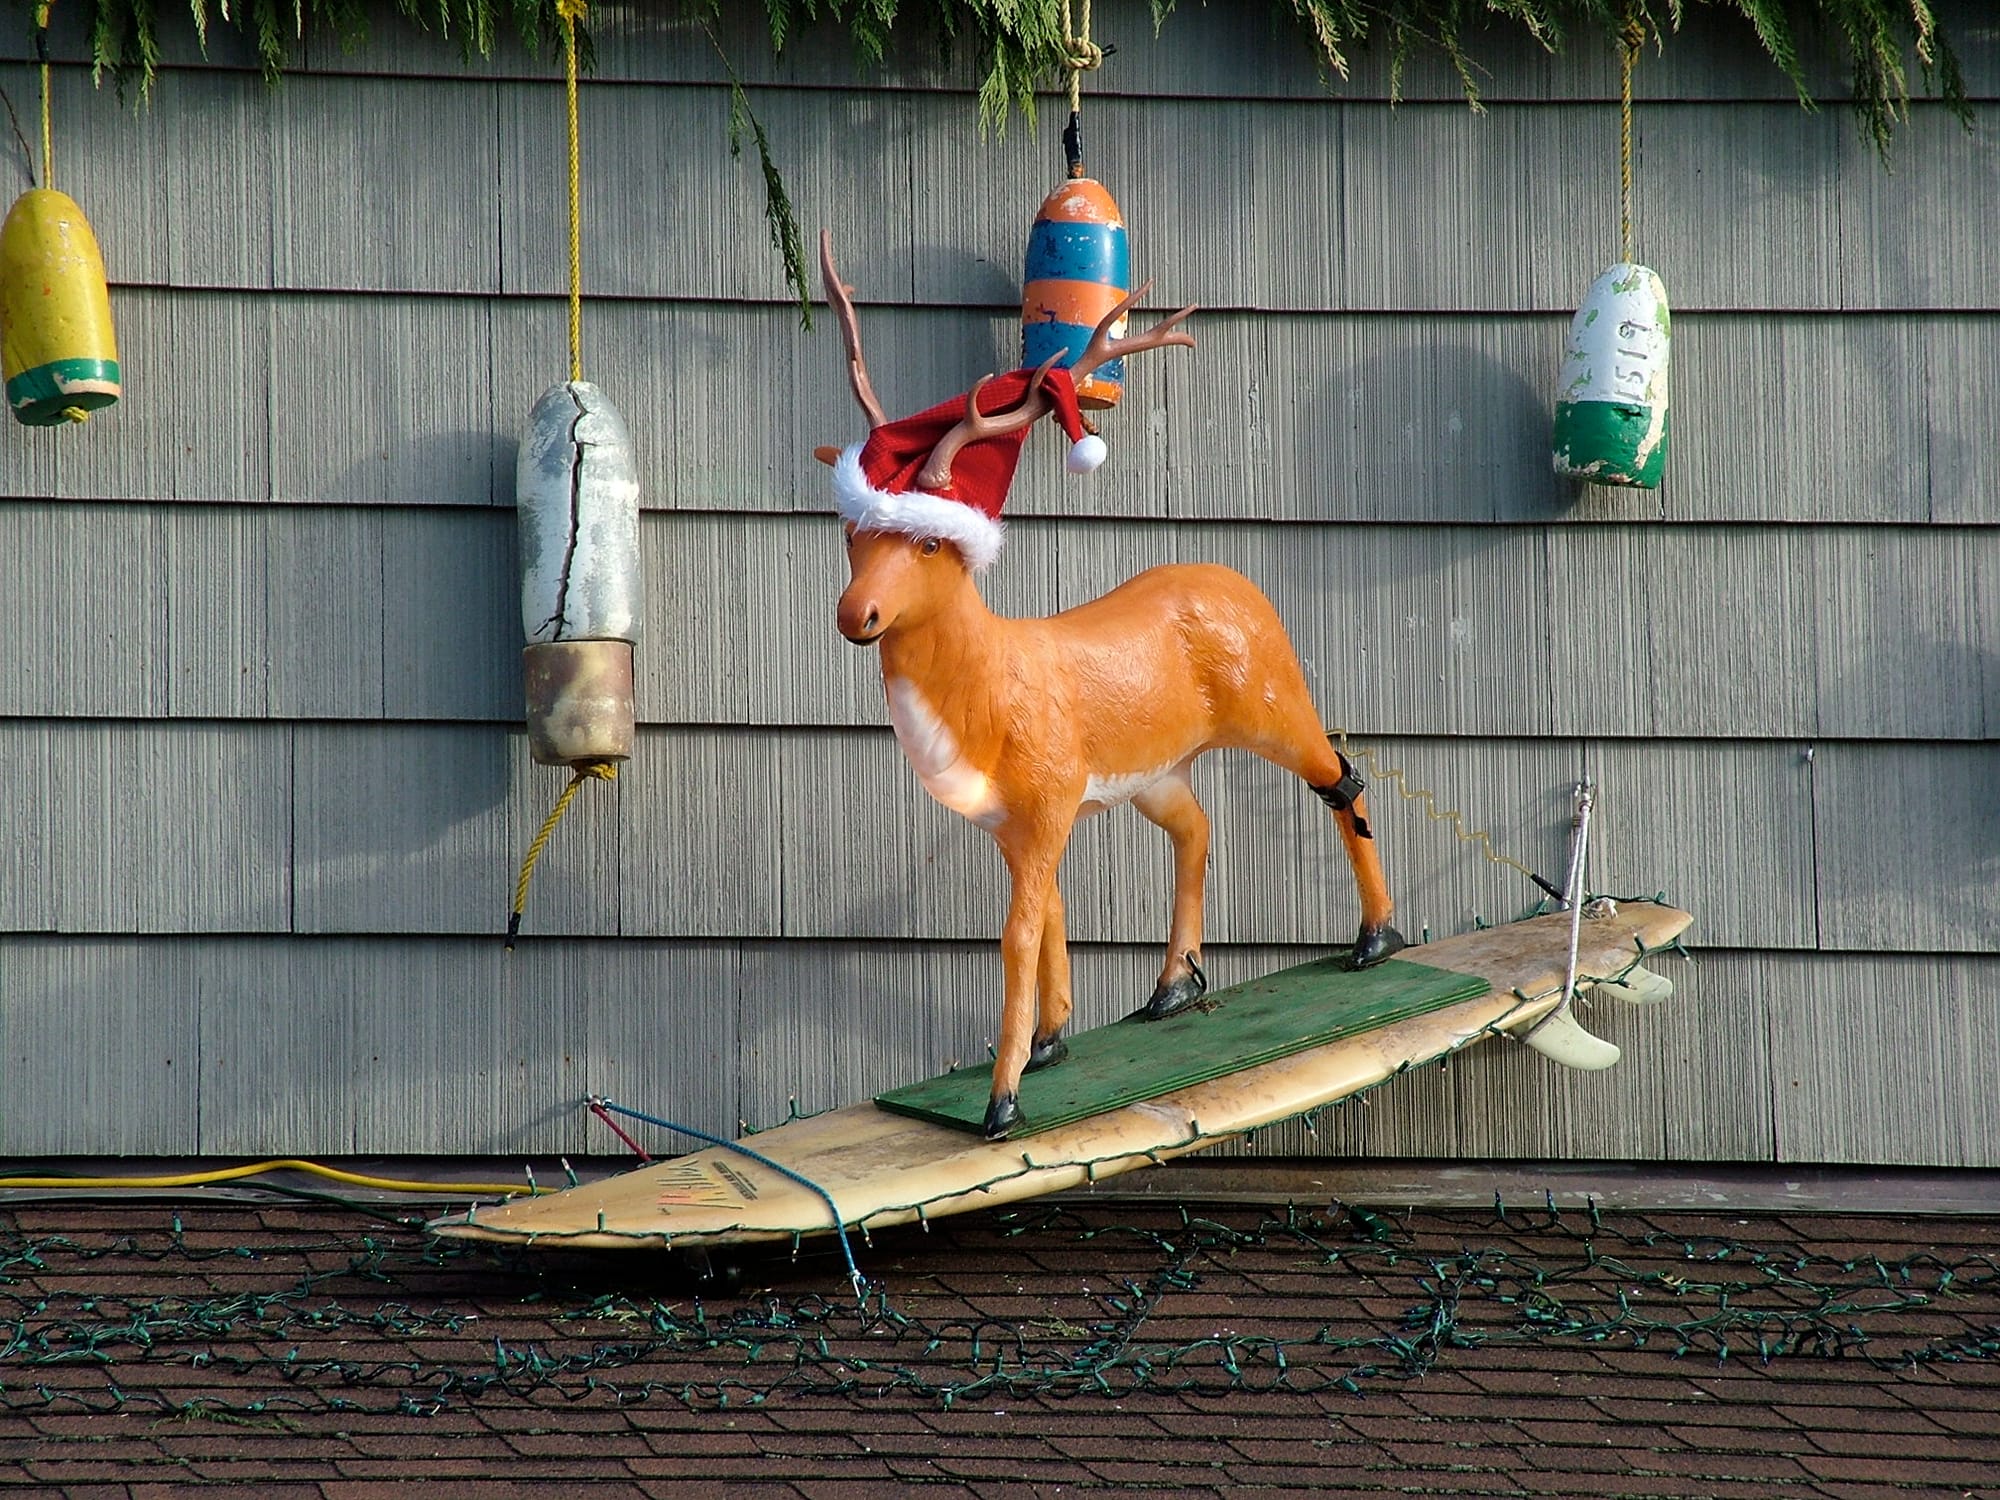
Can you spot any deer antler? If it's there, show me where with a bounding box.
[917,355,1062,493]
[916,289,1199,492]
[820,230,887,430]
[1071,280,1199,385]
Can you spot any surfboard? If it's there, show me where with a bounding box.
[433,900,1690,1251]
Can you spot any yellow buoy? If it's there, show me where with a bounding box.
[1,188,120,426]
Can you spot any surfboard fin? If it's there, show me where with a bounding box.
[1518,1005,1622,1071]
[1592,964,1675,1005]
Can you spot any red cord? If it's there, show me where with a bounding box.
[586,1097,652,1161]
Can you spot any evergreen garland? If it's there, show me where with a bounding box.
[5,1,1976,311]
[1262,0,1971,156]
[14,0,1974,155]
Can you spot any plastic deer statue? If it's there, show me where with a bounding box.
[817,232,1402,1139]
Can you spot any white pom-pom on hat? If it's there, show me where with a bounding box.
[1066,433,1108,474]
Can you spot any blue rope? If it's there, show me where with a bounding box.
[591,1097,868,1304]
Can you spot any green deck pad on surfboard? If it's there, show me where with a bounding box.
[875,954,1492,1138]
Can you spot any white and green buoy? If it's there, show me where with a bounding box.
[1551,262,1670,489]
[1554,20,1670,491]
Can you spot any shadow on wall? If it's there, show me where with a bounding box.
[288,435,545,933]
[734,942,997,1122]
[380,467,523,717]
[875,241,1028,406]
[1813,702,2000,952]
[1293,334,1566,525]
[1,941,198,1155]
[291,724,518,930]
[303,410,500,506]
[915,243,1024,326]
[1927,412,1999,525]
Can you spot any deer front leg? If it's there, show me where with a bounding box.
[1028,871,1073,1073]
[986,814,1073,1140]
[1133,769,1210,1019]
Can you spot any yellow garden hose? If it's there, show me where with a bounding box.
[0,1158,547,1197]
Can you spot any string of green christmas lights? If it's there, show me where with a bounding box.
[4,1190,1994,1418]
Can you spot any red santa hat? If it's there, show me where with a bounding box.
[832,364,1107,572]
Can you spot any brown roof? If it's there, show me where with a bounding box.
[3,1197,1997,1497]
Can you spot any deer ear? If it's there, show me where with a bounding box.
[814,445,842,467]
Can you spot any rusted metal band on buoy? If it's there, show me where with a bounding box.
[523,639,635,767]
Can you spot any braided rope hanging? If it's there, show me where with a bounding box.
[506,0,634,946]
[1550,11,1670,490]
[36,1,53,190]
[1619,15,1643,265]
[507,760,616,948]
[561,0,585,382]
[1060,0,1103,125]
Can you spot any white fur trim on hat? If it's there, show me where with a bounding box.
[832,444,1006,572]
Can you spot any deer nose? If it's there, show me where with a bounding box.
[836,591,883,644]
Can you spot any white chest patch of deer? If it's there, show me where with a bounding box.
[1080,765,1174,817]
[884,678,1007,829]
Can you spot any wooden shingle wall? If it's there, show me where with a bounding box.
[2,3,1994,1166]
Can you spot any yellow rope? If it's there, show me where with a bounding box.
[1060,0,1102,117]
[0,1158,546,1197]
[36,0,53,190]
[502,2,607,950]
[1619,15,1643,265]
[561,0,586,382]
[507,759,617,947]
[35,2,87,425]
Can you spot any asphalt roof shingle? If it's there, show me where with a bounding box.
[2,1198,1996,1497]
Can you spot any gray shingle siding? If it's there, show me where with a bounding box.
[3,1,1992,1162]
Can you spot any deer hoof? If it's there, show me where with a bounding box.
[983,1092,1022,1140]
[1347,925,1408,970]
[1139,970,1207,1021]
[1026,1032,1069,1072]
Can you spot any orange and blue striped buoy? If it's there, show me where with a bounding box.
[1021,174,1129,411]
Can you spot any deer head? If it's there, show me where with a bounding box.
[834,524,962,644]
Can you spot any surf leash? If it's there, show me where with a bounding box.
[1326,727,1565,904]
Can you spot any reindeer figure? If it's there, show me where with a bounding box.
[817,233,1402,1139]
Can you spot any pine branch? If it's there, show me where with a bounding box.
[9,0,1979,315]
[711,23,813,329]
[20,0,1975,154]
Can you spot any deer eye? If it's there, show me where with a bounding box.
[921,537,942,556]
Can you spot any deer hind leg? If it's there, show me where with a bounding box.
[985,813,1073,1140]
[1027,870,1073,1073]
[1252,722,1404,970]
[1132,768,1211,1019]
